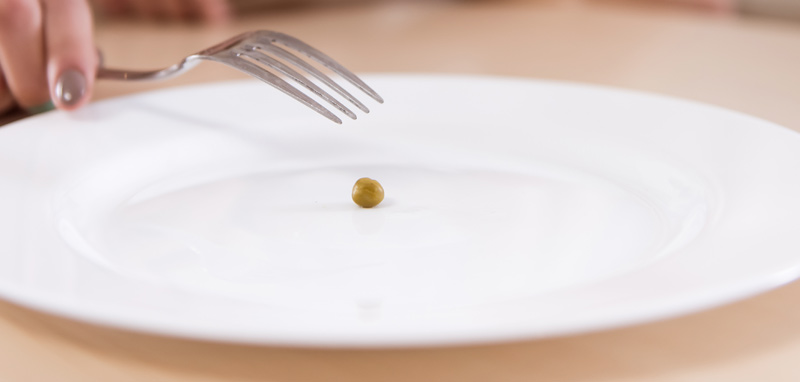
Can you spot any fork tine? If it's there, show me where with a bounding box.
[210,53,342,124]
[241,47,358,120]
[258,31,384,104]
[255,43,370,114]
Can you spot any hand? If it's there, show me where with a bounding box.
[0,0,98,116]
[91,0,232,23]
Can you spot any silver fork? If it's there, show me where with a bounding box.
[96,30,383,124]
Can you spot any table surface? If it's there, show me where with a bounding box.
[4,0,800,380]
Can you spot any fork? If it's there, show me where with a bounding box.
[96,30,383,124]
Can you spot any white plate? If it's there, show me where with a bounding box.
[2,74,800,347]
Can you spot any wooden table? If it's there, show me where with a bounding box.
[3,0,800,380]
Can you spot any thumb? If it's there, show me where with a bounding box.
[42,0,97,110]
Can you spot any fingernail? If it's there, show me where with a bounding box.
[25,100,55,115]
[55,69,86,107]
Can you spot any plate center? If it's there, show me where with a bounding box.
[62,163,668,312]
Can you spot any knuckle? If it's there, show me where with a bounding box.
[0,0,40,31]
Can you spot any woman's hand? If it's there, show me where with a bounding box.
[0,0,232,118]
[0,0,98,115]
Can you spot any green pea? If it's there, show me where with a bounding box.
[352,177,384,208]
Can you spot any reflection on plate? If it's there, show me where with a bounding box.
[1,74,800,347]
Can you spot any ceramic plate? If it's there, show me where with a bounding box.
[2,74,800,347]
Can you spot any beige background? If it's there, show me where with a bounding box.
[3,1,800,380]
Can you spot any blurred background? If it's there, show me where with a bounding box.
[88,0,800,129]
[3,1,800,382]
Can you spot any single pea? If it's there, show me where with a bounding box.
[352,177,385,208]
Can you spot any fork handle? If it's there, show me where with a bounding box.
[97,67,167,81]
[96,61,197,81]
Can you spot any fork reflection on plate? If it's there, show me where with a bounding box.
[96,30,384,124]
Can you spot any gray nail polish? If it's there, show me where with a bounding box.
[55,69,86,107]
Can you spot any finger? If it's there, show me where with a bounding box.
[42,0,98,110]
[0,0,50,109]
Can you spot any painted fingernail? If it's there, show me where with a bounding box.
[55,69,86,107]
[25,100,55,115]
